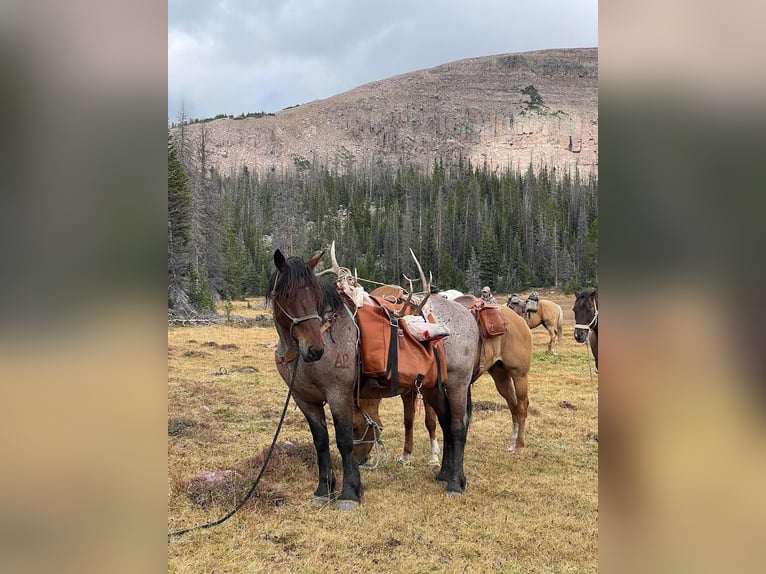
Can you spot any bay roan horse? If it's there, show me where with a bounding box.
[573,289,598,370]
[355,299,533,466]
[268,247,479,509]
[507,296,563,354]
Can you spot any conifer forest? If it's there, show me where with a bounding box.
[168,132,597,314]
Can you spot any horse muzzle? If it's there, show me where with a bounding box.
[300,344,325,362]
[574,329,588,344]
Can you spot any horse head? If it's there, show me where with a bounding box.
[269,248,327,362]
[573,289,598,343]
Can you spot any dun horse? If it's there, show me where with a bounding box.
[507,296,564,353]
[269,246,479,508]
[573,289,598,370]
[354,301,532,466]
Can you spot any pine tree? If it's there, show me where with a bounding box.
[466,248,482,295]
[168,132,194,313]
[478,226,499,289]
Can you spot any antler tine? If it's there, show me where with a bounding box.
[409,248,430,293]
[316,240,342,277]
[396,287,415,317]
[331,240,340,270]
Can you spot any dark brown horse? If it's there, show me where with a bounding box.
[507,296,564,353]
[354,302,533,465]
[573,289,598,370]
[269,247,479,508]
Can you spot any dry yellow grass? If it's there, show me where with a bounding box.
[168,293,598,573]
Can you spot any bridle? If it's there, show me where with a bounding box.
[272,297,323,341]
[270,269,323,342]
[574,298,598,332]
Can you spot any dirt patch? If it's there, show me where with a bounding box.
[473,400,508,412]
[219,344,240,350]
[183,350,211,358]
[183,441,328,509]
[559,401,577,410]
[168,417,202,437]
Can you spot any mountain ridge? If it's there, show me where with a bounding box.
[177,47,597,178]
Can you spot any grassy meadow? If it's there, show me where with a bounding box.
[168,292,598,573]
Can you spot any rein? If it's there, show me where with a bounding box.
[168,355,300,540]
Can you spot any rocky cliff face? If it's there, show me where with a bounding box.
[179,48,597,178]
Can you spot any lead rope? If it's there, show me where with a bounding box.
[168,355,300,539]
[354,412,388,470]
[577,304,598,408]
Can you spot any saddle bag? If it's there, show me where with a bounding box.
[477,305,507,337]
[525,299,538,313]
[356,297,447,392]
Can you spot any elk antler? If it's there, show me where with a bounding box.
[316,240,342,276]
[410,249,432,317]
[410,249,430,292]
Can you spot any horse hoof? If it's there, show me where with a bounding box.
[335,499,360,511]
[397,455,411,465]
[428,458,440,467]
[446,490,463,497]
[312,495,332,506]
[508,446,524,455]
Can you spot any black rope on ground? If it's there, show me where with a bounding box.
[168,357,299,540]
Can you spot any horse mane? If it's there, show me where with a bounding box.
[267,256,342,312]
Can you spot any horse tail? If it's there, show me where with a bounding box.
[556,304,564,340]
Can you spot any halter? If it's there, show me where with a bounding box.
[271,271,322,341]
[574,299,598,332]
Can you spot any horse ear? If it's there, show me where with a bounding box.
[274,249,287,271]
[307,249,325,270]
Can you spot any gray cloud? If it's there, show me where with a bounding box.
[169,0,597,120]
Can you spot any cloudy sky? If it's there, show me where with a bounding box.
[169,0,598,121]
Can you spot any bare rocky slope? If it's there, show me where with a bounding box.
[180,48,597,178]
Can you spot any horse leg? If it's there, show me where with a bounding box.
[441,384,471,494]
[328,401,363,510]
[427,384,470,495]
[424,388,453,484]
[490,365,529,453]
[424,400,441,466]
[545,321,556,354]
[509,373,529,453]
[294,397,336,504]
[398,392,416,464]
